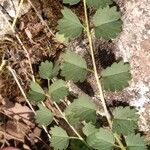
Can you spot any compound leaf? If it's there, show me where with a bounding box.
[39,61,59,80]
[61,50,87,82]
[65,95,96,124]
[50,126,69,150]
[57,7,83,39]
[86,128,115,150]
[82,122,98,137]
[93,6,122,39]
[49,80,69,103]
[35,104,53,126]
[112,107,138,135]
[28,81,45,103]
[87,0,113,9]
[126,134,147,150]
[101,60,131,91]
[63,0,80,5]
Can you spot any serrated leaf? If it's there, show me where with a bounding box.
[57,7,83,39]
[39,61,59,80]
[101,60,131,91]
[112,107,138,135]
[49,80,69,103]
[86,128,115,150]
[93,6,122,39]
[35,104,53,126]
[65,95,96,124]
[63,0,80,5]
[61,50,87,82]
[126,134,147,150]
[82,122,98,137]
[87,0,113,9]
[50,126,69,150]
[28,81,45,103]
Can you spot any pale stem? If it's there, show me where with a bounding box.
[83,1,127,150]
[7,66,51,140]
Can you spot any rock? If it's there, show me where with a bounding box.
[0,0,30,39]
[115,0,150,133]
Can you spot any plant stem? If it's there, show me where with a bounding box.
[12,0,24,28]
[7,66,51,140]
[83,0,111,127]
[83,1,127,150]
[53,102,83,140]
[87,68,94,73]
[114,133,127,150]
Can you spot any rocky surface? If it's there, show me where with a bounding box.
[0,0,30,39]
[115,0,150,133]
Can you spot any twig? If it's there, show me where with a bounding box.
[12,0,24,28]
[0,56,6,72]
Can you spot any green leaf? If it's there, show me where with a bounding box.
[35,104,53,126]
[28,81,45,103]
[82,122,98,137]
[57,7,83,39]
[49,80,69,103]
[65,95,96,124]
[101,60,131,91]
[61,50,87,82]
[126,134,147,150]
[93,6,122,39]
[112,107,138,135]
[50,126,69,150]
[70,139,90,150]
[87,0,113,9]
[39,61,59,80]
[86,128,115,150]
[63,0,80,5]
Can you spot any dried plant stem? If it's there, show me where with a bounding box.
[7,66,51,140]
[0,57,6,72]
[83,1,127,150]
[12,0,24,28]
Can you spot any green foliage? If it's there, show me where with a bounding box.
[86,0,113,9]
[70,139,90,150]
[61,50,87,82]
[126,134,147,150]
[57,7,83,39]
[63,0,80,5]
[50,126,70,150]
[65,95,96,124]
[82,122,98,137]
[39,61,59,80]
[49,80,69,103]
[25,1,146,149]
[28,81,45,103]
[101,60,131,91]
[112,107,138,135]
[93,6,122,39]
[86,128,115,150]
[35,104,53,126]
